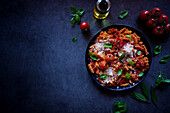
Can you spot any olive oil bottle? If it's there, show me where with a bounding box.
[93,0,111,19]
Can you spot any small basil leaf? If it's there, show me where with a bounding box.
[118,52,126,61]
[137,51,141,55]
[70,5,77,14]
[119,10,128,19]
[89,52,98,60]
[162,79,170,83]
[99,74,107,80]
[129,59,134,66]
[117,69,122,76]
[139,72,144,77]
[133,92,148,102]
[72,36,77,42]
[76,9,85,16]
[155,72,165,86]
[114,101,127,113]
[140,82,149,99]
[154,45,162,55]
[151,85,157,106]
[125,73,131,80]
[160,55,170,63]
[103,43,112,48]
[71,17,75,26]
[125,35,132,39]
[75,14,80,24]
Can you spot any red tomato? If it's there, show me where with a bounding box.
[152,26,164,37]
[146,18,157,29]
[159,14,169,25]
[164,23,170,34]
[99,60,108,70]
[105,54,114,62]
[80,22,90,32]
[150,8,162,18]
[139,10,150,21]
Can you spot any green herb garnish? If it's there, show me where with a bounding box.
[160,55,170,63]
[140,82,149,99]
[89,52,98,60]
[103,43,112,48]
[151,85,157,107]
[155,72,170,86]
[117,69,122,76]
[125,73,131,80]
[154,45,162,55]
[114,101,127,113]
[72,36,77,42]
[162,79,170,83]
[99,74,107,80]
[132,92,148,102]
[119,10,128,19]
[139,72,144,77]
[125,35,132,39]
[129,59,134,66]
[118,52,126,61]
[137,51,141,55]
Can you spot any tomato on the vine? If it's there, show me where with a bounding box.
[164,23,170,34]
[159,14,169,25]
[152,26,164,37]
[139,10,150,21]
[80,22,90,32]
[150,8,162,18]
[146,18,157,29]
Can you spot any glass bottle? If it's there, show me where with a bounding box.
[93,0,111,19]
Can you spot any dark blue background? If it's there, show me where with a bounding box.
[0,0,169,113]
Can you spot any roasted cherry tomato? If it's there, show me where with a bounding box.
[105,54,114,62]
[80,22,90,32]
[139,10,150,21]
[136,59,145,69]
[146,18,157,29]
[152,26,164,37]
[159,14,169,25]
[164,23,170,34]
[150,8,162,18]
[99,60,108,70]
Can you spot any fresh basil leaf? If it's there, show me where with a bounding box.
[160,55,170,63]
[72,36,77,42]
[125,73,131,80]
[70,5,77,14]
[137,51,141,55]
[119,10,128,19]
[114,101,127,113]
[125,35,132,39]
[155,72,165,86]
[151,85,157,106]
[161,79,170,83]
[133,92,148,102]
[99,74,107,80]
[139,72,144,77]
[75,14,80,24]
[140,82,149,99]
[76,9,85,16]
[89,52,98,60]
[71,17,75,26]
[118,52,126,61]
[154,45,162,55]
[117,69,122,76]
[103,43,112,48]
[129,59,134,66]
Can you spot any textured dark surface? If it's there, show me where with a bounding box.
[0,0,170,113]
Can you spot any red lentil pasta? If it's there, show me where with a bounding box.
[88,28,149,87]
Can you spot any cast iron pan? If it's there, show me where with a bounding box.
[85,25,152,91]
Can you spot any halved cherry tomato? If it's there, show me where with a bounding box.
[146,18,157,29]
[159,14,169,25]
[80,22,90,32]
[164,23,170,34]
[105,54,114,62]
[152,26,164,37]
[139,10,150,21]
[150,8,162,18]
[99,60,108,70]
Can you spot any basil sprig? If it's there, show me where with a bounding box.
[99,74,107,80]
[72,36,77,42]
[125,35,132,39]
[151,85,157,106]
[114,101,127,113]
[117,69,122,76]
[89,52,98,60]
[154,45,162,55]
[119,10,128,19]
[155,72,170,86]
[129,59,134,66]
[160,55,170,63]
[118,52,126,61]
[140,82,149,99]
[70,5,85,26]
[103,43,112,48]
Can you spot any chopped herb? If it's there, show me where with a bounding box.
[129,59,134,66]
[119,10,128,19]
[139,72,144,77]
[117,69,122,76]
[99,74,107,80]
[89,52,98,60]
[103,43,112,48]
[151,85,157,107]
[154,45,162,55]
[114,101,127,113]
[72,36,77,42]
[118,52,126,61]
[125,73,131,80]
[140,82,149,99]
[160,55,170,63]
[125,35,132,39]
[137,51,141,55]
